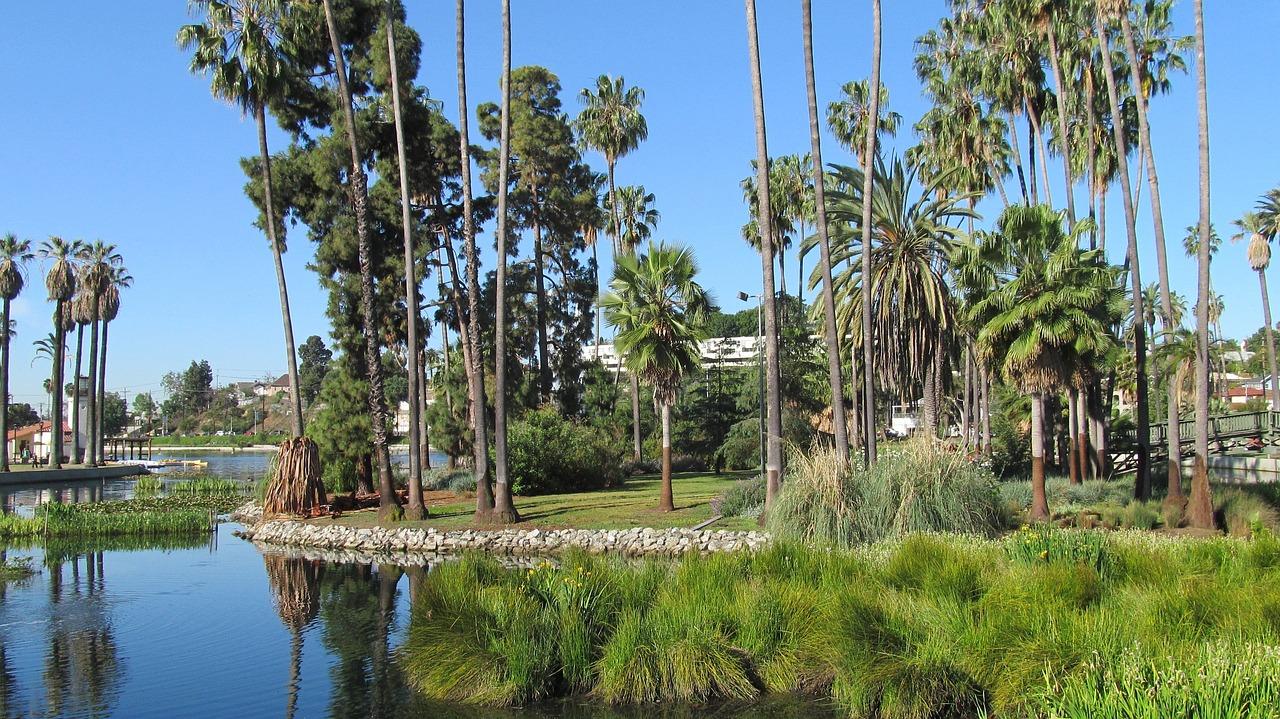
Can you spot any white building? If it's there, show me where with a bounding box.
[587,336,766,372]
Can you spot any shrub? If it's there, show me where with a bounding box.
[1006,525,1110,574]
[767,439,1006,546]
[1216,488,1280,537]
[714,418,761,471]
[712,477,766,518]
[425,468,477,495]
[506,407,624,495]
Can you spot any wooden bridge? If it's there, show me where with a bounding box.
[1110,410,1280,475]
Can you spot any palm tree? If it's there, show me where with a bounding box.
[824,156,979,434]
[383,0,425,521]
[455,0,494,517]
[575,75,648,466]
[1189,0,1214,529]
[96,266,131,463]
[741,161,796,299]
[319,0,400,520]
[606,186,660,254]
[489,0,519,523]
[70,293,92,464]
[1095,8,1153,500]
[603,242,709,513]
[744,0,785,509]
[38,237,80,469]
[178,0,305,438]
[772,154,814,303]
[975,205,1116,520]
[1233,212,1278,411]
[575,76,648,257]
[0,235,32,472]
[802,0,850,464]
[75,242,120,466]
[861,0,884,464]
[827,79,901,164]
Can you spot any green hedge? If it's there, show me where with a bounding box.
[507,407,624,495]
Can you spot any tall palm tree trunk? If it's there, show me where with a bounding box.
[321,0,400,520]
[0,298,10,472]
[745,0,785,509]
[1095,14,1152,500]
[1261,271,1280,411]
[51,306,65,469]
[70,325,83,464]
[1076,390,1090,480]
[802,0,848,464]
[1030,392,1048,520]
[257,106,304,438]
[491,0,519,524]
[1027,100,1053,207]
[85,310,99,466]
[1067,389,1080,484]
[659,401,673,512]
[1047,24,1076,225]
[532,200,552,402]
[1189,0,1214,529]
[861,0,883,464]
[385,2,425,520]
[1007,111,1030,204]
[96,320,108,462]
[1118,11,1181,499]
[456,0,494,515]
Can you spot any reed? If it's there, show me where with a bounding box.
[0,501,212,539]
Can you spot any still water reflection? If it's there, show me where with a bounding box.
[0,524,836,718]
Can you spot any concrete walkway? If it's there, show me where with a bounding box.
[0,464,146,485]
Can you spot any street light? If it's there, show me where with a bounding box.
[739,291,765,478]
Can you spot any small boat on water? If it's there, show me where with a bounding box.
[117,458,209,470]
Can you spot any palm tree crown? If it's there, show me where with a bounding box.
[177,0,291,115]
[0,234,33,301]
[575,75,648,171]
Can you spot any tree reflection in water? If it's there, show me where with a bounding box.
[40,550,122,718]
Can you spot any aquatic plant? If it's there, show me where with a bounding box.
[0,501,213,539]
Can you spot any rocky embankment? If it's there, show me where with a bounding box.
[230,502,770,558]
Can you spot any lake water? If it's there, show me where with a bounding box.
[0,458,836,718]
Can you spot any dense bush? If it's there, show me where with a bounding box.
[714,419,760,471]
[507,407,624,495]
[767,439,1006,546]
[402,531,1280,716]
[712,477,766,518]
[424,468,476,495]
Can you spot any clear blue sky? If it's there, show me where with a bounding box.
[0,1,1276,411]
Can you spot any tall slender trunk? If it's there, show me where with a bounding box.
[1007,110,1030,203]
[96,320,108,463]
[592,241,601,359]
[1262,272,1280,411]
[1118,11,1181,499]
[531,195,552,403]
[1098,188,1107,252]
[419,348,432,471]
[1047,23,1076,226]
[861,0,882,465]
[1085,61,1098,248]
[0,299,9,471]
[1027,98,1052,207]
[981,366,992,453]
[1096,14,1151,500]
[51,304,64,469]
[386,2,424,520]
[85,308,99,466]
[605,162,641,462]
[491,0,519,523]
[70,325,82,464]
[1076,389,1090,481]
[257,106,304,438]
[1067,389,1080,484]
[456,0,493,515]
[321,0,400,520]
[659,401,673,512]
[1189,0,1214,528]
[745,0,784,507]
[1030,392,1048,520]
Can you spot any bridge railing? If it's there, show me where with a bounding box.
[1114,410,1279,447]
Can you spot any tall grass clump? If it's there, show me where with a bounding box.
[1216,487,1280,537]
[133,475,163,497]
[170,476,244,496]
[767,440,1005,546]
[0,502,212,539]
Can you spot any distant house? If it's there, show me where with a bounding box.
[256,375,291,398]
[1226,385,1271,408]
[393,392,438,435]
[231,381,259,407]
[6,421,72,464]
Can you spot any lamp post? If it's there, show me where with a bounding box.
[738,291,765,478]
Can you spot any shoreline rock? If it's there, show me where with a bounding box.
[231,501,770,558]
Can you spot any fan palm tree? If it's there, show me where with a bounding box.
[575,75,648,257]
[383,0,425,520]
[827,79,901,164]
[488,0,519,523]
[744,0,785,508]
[603,242,709,513]
[38,237,80,469]
[1233,211,1278,411]
[1095,7,1153,500]
[975,205,1116,520]
[802,0,850,463]
[69,291,93,464]
[178,0,304,439]
[606,186,660,255]
[319,0,400,520]
[75,242,120,466]
[455,0,494,516]
[1189,0,1213,529]
[0,234,32,472]
[860,0,884,464]
[773,154,814,304]
[95,266,131,463]
[741,161,796,299]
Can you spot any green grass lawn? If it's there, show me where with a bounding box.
[309,471,762,532]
